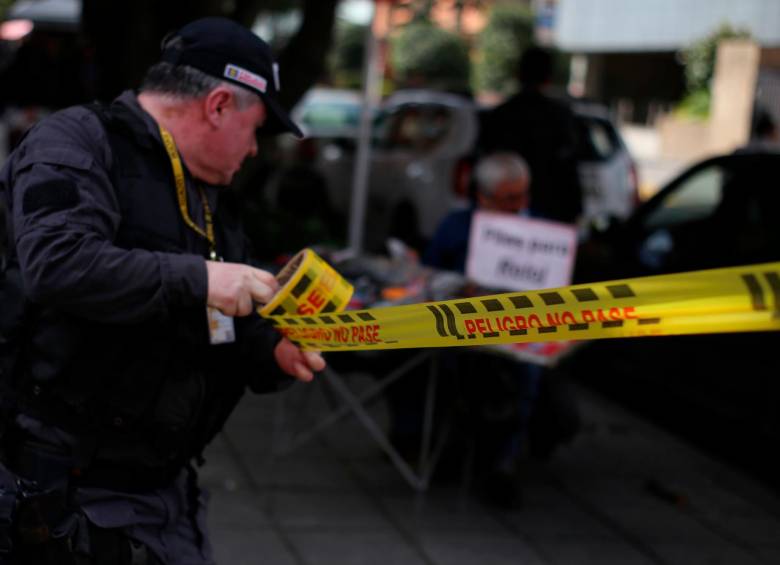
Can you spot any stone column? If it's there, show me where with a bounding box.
[709,39,761,153]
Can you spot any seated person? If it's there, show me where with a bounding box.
[423,151,531,272]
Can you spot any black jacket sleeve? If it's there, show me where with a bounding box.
[7,107,207,324]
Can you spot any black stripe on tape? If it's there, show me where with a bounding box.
[427,305,448,338]
[539,292,565,306]
[271,306,285,316]
[440,304,464,339]
[509,329,528,336]
[456,302,477,314]
[602,320,623,328]
[606,284,635,299]
[358,312,376,321]
[320,316,335,324]
[321,301,337,313]
[284,318,299,325]
[509,295,533,308]
[481,299,503,312]
[483,332,500,338]
[762,272,780,315]
[569,323,589,331]
[539,326,557,334]
[291,274,312,298]
[741,274,766,311]
[338,314,355,323]
[572,288,598,302]
[385,340,399,344]
[468,334,477,339]
[302,317,317,325]
[638,318,661,325]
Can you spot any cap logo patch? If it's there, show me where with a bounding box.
[224,63,267,93]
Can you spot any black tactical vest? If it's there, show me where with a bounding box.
[9,101,251,489]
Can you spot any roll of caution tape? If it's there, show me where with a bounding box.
[260,257,780,352]
[259,249,354,317]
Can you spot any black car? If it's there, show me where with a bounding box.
[566,151,780,488]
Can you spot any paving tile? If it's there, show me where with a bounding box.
[380,490,504,533]
[346,455,423,495]
[755,547,780,563]
[534,537,657,565]
[266,491,392,530]
[287,531,427,565]
[240,455,360,492]
[652,541,765,565]
[504,503,619,539]
[208,490,270,530]
[570,482,725,543]
[606,506,720,544]
[416,532,546,565]
[211,528,297,565]
[681,482,780,546]
[321,420,394,458]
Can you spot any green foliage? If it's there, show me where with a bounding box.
[329,21,366,89]
[390,19,471,94]
[675,23,751,119]
[474,2,534,94]
[679,23,751,93]
[674,88,711,121]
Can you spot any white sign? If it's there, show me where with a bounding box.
[465,212,577,291]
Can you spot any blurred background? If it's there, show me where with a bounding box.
[1,1,778,234]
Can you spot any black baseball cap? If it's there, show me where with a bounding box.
[161,17,303,138]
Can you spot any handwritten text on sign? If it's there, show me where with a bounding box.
[466,212,577,291]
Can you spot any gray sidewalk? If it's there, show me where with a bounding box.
[201,373,780,565]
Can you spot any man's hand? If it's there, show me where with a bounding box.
[274,338,326,382]
[206,261,278,316]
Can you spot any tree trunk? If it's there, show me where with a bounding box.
[276,0,339,110]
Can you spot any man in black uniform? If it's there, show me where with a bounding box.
[0,18,324,565]
[479,46,583,225]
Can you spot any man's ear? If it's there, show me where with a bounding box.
[204,87,233,128]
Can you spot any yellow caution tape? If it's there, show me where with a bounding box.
[259,250,780,351]
[259,249,354,317]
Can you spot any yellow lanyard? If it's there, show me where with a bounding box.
[159,126,218,260]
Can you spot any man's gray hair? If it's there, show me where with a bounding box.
[475,152,531,197]
[140,61,259,109]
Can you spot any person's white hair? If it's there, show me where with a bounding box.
[141,62,260,110]
[475,152,531,197]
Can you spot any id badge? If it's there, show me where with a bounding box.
[207,306,236,345]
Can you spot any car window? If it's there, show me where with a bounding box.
[299,103,361,132]
[376,104,453,151]
[576,116,620,161]
[643,165,725,230]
